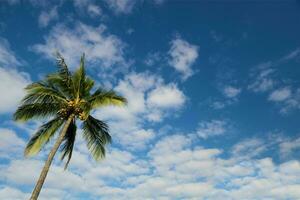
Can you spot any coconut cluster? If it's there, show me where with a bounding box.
[57,100,87,120]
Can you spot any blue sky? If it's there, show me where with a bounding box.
[1,0,300,199]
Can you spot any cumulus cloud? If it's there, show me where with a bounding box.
[0,187,29,200]
[32,22,127,69]
[38,6,58,28]
[168,37,199,80]
[0,67,31,113]
[1,131,300,199]
[147,84,186,109]
[0,37,30,114]
[0,128,25,158]
[196,120,227,139]
[94,72,186,150]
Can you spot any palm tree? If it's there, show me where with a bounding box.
[14,53,127,200]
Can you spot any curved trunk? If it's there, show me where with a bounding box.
[30,114,75,200]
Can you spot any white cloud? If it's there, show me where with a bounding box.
[168,37,199,80]
[231,138,266,159]
[32,22,127,69]
[73,0,102,17]
[0,38,31,114]
[279,137,300,157]
[0,128,25,158]
[144,52,161,66]
[87,4,102,17]
[0,67,31,113]
[147,84,186,109]
[38,6,58,28]
[223,86,241,98]
[94,72,186,150]
[105,0,137,14]
[211,101,226,110]
[196,120,227,139]
[268,87,291,102]
[248,62,275,93]
[0,187,29,200]
[282,48,300,61]
[1,131,300,199]
[0,37,21,67]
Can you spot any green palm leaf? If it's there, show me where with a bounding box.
[88,88,127,109]
[72,54,86,100]
[60,118,77,170]
[25,117,64,156]
[14,103,62,122]
[82,115,111,161]
[23,81,67,104]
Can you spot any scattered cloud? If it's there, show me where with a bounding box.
[210,86,241,110]
[32,22,127,69]
[231,138,266,159]
[105,0,137,15]
[87,4,102,17]
[38,6,58,28]
[268,87,292,102]
[0,37,22,67]
[168,36,199,80]
[248,62,275,93]
[196,120,227,139]
[281,48,300,61]
[223,86,241,98]
[73,0,102,17]
[144,52,161,66]
[279,136,300,157]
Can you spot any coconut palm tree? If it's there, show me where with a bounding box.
[14,53,127,200]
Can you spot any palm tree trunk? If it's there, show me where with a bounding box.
[29,114,75,200]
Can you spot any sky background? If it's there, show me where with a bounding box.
[1,0,300,199]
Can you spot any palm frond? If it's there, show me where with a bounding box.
[46,73,74,99]
[56,52,72,87]
[83,76,94,97]
[72,54,86,100]
[82,115,111,161]
[60,118,77,170]
[23,82,67,104]
[25,117,64,156]
[88,88,127,108]
[14,103,62,122]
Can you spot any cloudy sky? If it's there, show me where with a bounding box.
[1,0,300,199]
